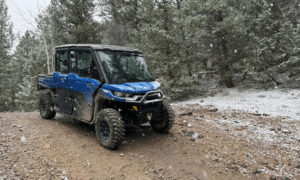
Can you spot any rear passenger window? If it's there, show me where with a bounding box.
[55,51,68,74]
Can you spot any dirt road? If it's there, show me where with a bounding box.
[0,104,299,179]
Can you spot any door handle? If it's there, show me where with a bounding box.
[88,83,93,86]
[61,78,65,81]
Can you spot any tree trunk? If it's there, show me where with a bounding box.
[42,32,50,74]
[217,10,233,88]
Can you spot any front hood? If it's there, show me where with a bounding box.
[102,81,160,93]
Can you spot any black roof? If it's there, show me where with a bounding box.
[55,44,143,53]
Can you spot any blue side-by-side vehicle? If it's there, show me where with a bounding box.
[37,44,174,150]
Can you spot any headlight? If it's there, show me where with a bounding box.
[124,93,131,98]
[113,91,132,98]
[114,91,125,97]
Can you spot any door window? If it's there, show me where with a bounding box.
[70,50,101,80]
[55,50,69,74]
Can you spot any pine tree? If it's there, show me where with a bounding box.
[0,0,14,112]
[242,0,300,86]
[48,0,101,44]
[13,31,42,111]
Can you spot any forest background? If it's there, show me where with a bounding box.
[0,0,300,112]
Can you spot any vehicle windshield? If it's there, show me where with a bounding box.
[97,51,154,83]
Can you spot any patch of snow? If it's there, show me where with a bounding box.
[173,88,300,121]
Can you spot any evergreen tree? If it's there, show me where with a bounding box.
[0,0,14,112]
[242,0,300,86]
[13,31,43,111]
[48,0,101,44]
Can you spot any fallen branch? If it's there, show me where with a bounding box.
[266,71,282,85]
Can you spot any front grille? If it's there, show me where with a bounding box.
[145,94,160,100]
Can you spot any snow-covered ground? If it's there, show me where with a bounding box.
[174,88,300,121]
[172,88,300,179]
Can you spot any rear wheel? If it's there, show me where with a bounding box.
[151,101,174,133]
[95,108,125,150]
[39,93,56,119]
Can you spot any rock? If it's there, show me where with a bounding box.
[152,169,158,173]
[187,123,192,127]
[120,153,124,157]
[253,170,261,175]
[281,129,291,134]
[186,131,194,136]
[21,136,26,142]
[192,133,199,139]
[229,164,238,170]
[180,129,187,134]
[210,156,218,161]
[263,113,270,116]
[240,163,247,168]
[208,107,218,112]
[269,175,276,180]
[192,133,203,140]
[253,113,261,116]
[178,111,193,117]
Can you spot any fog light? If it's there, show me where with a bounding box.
[157,93,162,98]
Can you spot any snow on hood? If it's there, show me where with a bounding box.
[102,81,160,93]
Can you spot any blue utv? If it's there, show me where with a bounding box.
[37,44,174,150]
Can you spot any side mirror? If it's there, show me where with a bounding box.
[63,60,68,66]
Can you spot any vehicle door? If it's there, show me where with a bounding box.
[68,49,102,121]
[53,50,73,115]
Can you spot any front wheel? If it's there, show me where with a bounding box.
[95,108,125,150]
[151,101,174,133]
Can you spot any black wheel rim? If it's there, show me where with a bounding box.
[99,121,110,141]
[40,99,46,112]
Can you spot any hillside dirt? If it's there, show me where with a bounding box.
[0,104,299,179]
